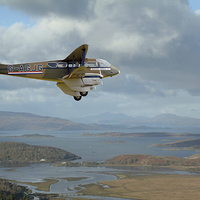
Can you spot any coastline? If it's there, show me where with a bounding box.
[1,130,200,199]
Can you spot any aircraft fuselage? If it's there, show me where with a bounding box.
[0,44,120,101]
[0,58,119,82]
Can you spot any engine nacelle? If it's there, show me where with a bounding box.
[82,73,102,86]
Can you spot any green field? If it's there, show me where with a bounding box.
[11,172,200,200]
[78,173,200,200]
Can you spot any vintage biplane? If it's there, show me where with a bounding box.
[0,44,119,101]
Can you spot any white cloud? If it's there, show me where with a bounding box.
[0,0,200,119]
[195,9,200,15]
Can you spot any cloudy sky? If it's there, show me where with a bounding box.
[0,0,200,119]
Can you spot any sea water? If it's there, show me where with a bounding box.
[0,130,198,161]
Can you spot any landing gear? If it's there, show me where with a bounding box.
[73,92,88,101]
[80,92,88,97]
[74,96,82,101]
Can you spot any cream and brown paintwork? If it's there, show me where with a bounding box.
[0,44,120,101]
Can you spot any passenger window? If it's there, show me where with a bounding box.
[86,62,96,67]
[68,63,80,68]
[57,62,67,68]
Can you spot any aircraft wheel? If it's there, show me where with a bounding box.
[74,96,82,101]
[80,92,88,97]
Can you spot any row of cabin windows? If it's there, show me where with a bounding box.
[68,62,97,68]
[47,61,107,68]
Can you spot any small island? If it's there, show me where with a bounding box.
[103,141,125,144]
[3,134,55,138]
[82,132,175,137]
[0,142,81,163]
[82,132,200,138]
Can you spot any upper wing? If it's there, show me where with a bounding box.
[62,44,88,63]
[62,66,87,79]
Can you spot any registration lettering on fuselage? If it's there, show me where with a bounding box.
[8,64,43,75]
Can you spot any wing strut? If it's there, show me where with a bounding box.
[72,56,74,71]
[81,48,86,66]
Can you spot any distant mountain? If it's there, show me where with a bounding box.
[0,111,200,131]
[131,114,200,128]
[72,112,135,124]
[72,112,200,128]
[0,111,123,131]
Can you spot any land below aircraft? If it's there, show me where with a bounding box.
[0,44,120,101]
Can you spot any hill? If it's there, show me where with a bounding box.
[0,142,81,163]
[105,154,200,170]
[0,179,30,200]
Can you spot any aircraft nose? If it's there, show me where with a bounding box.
[110,65,120,76]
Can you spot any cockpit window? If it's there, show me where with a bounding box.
[97,59,111,68]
